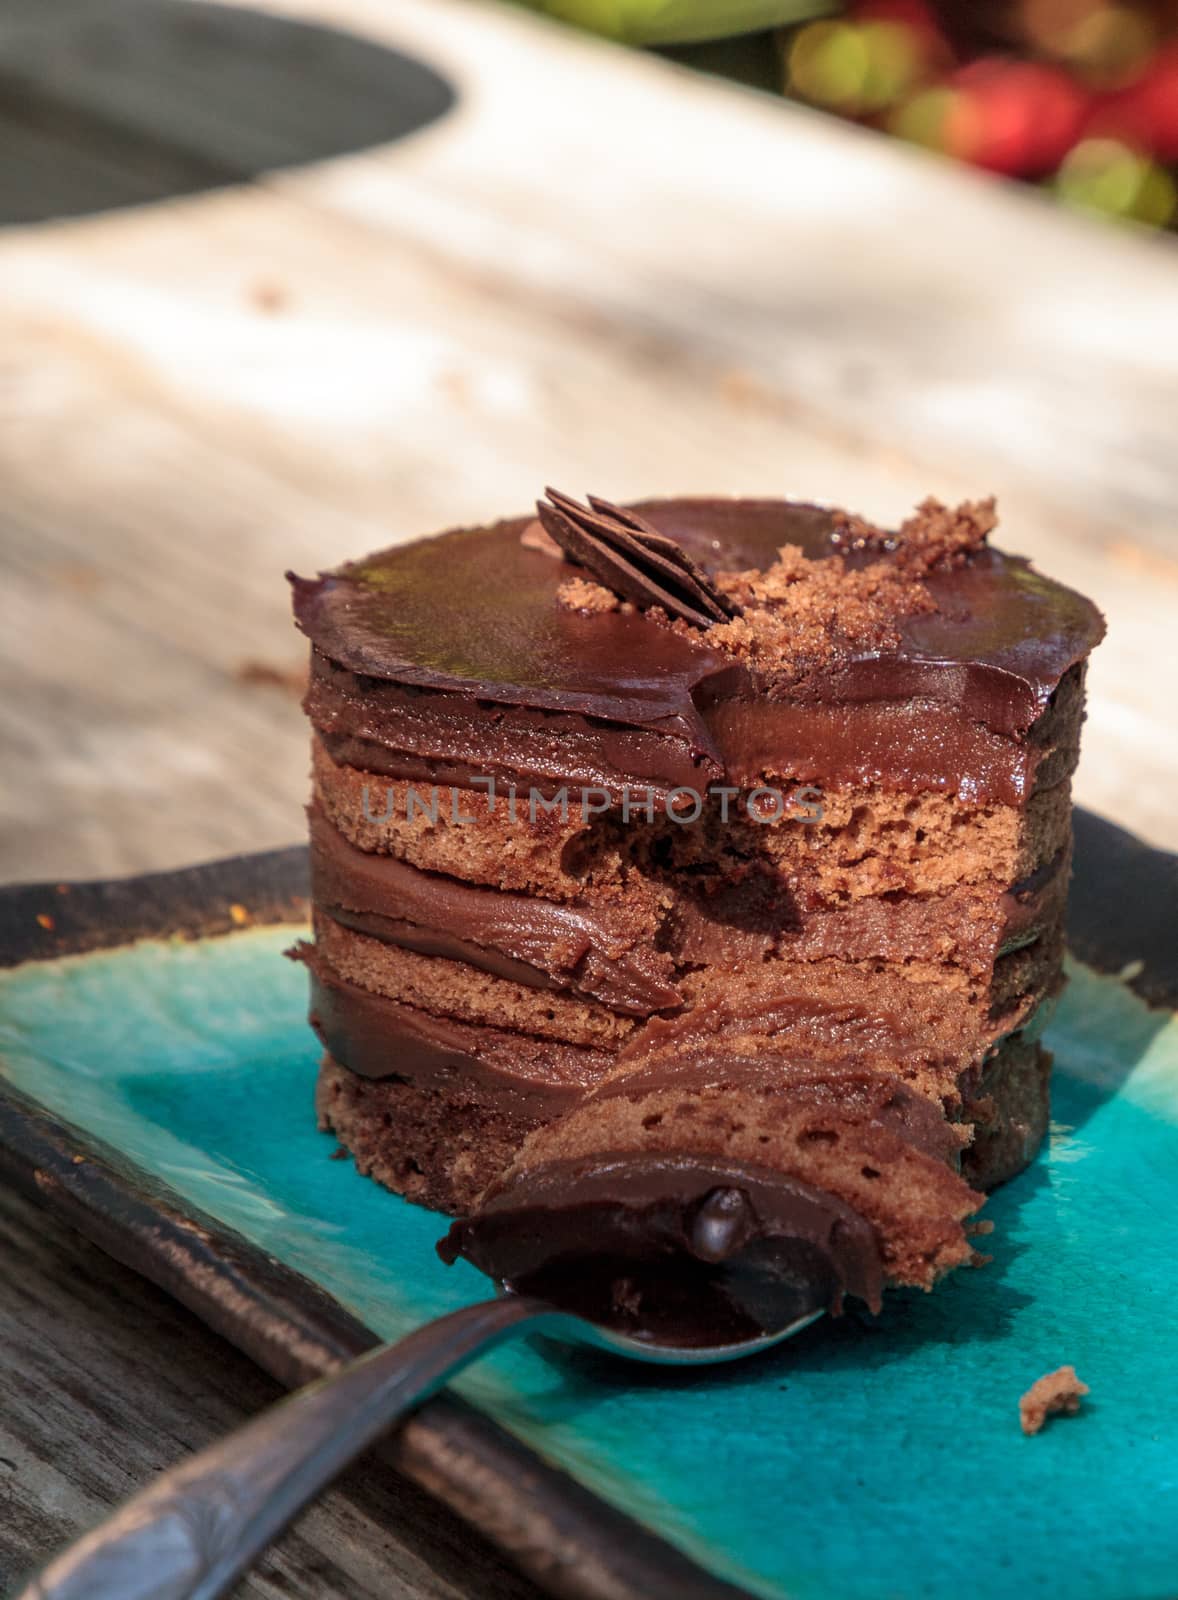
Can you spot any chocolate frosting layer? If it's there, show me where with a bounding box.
[307,652,726,800]
[439,1152,884,1342]
[291,499,1104,758]
[636,500,1103,732]
[705,694,1052,805]
[999,843,1071,953]
[299,948,609,1110]
[310,806,681,1016]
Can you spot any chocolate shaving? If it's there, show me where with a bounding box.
[537,489,738,630]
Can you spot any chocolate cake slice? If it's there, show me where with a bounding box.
[290,491,1102,1334]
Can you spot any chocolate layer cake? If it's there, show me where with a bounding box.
[290,490,1103,1337]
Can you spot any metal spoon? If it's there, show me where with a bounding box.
[17,1287,823,1600]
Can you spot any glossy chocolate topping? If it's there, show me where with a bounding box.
[290,516,741,759]
[438,1153,885,1342]
[310,806,681,1015]
[290,500,1104,762]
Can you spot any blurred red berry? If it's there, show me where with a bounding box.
[1088,44,1178,161]
[948,57,1089,175]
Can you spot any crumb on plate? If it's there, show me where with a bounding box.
[1020,1366,1089,1435]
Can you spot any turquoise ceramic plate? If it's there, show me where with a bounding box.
[1,818,1176,1600]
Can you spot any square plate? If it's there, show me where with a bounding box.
[1,813,1176,1600]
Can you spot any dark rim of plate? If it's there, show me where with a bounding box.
[0,811,1174,1600]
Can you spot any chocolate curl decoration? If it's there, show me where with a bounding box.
[537,488,739,630]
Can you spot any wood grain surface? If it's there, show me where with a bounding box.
[0,0,1175,1595]
[0,1182,545,1600]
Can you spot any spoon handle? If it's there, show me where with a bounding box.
[19,1295,567,1600]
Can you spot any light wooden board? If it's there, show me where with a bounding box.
[0,0,1174,872]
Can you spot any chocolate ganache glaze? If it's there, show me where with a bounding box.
[438,1154,884,1345]
[290,498,1104,806]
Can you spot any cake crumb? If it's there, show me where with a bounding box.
[681,495,998,683]
[705,543,934,681]
[1020,1366,1089,1435]
[551,492,1000,681]
[557,575,621,614]
[894,496,997,574]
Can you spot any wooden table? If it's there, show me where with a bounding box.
[1,0,1176,1593]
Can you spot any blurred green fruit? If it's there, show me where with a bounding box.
[514,0,832,46]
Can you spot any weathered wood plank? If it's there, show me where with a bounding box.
[0,1183,544,1600]
[296,0,1178,549]
[10,0,1176,545]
